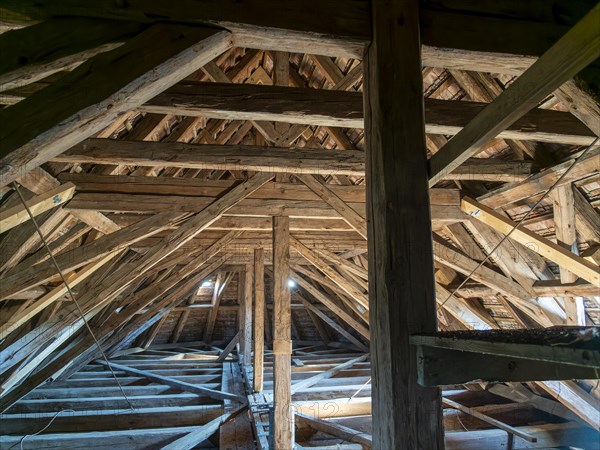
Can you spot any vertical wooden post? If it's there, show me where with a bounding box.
[272,216,294,448]
[253,247,265,392]
[241,263,254,365]
[364,0,443,449]
[552,184,585,325]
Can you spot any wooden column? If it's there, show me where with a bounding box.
[253,247,265,392]
[364,0,443,448]
[272,216,294,448]
[241,263,254,365]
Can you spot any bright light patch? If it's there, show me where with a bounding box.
[202,280,213,287]
[287,279,296,288]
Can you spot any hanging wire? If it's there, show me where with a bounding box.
[11,182,135,410]
[439,137,599,309]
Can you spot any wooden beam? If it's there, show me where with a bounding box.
[54,142,542,183]
[140,82,594,146]
[296,174,367,238]
[0,24,232,188]
[428,4,600,185]
[291,237,368,309]
[1,0,370,58]
[216,332,241,363]
[253,247,265,392]
[461,196,600,285]
[272,215,294,448]
[291,354,369,395]
[203,272,226,342]
[443,397,536,442]
[290,271,369,340]
[0,253,116,339]
[98,360,246,404]
[58,138,365,176]
[295,412,373,448]
[0,182,74,232]
[5,0,597,66]
[0,18,142,91]
[365,0,443,448]
[539,380,600,430]
[240,263,253,365]
[411,328,600,369]
[295,294,368,352]
[162,406,246,450]
[0,211,178,300]
[478,147,599,209]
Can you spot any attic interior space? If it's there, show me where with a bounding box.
[0,0,599,449]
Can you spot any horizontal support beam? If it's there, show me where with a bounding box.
[58,139,365,176]
[140,82,594,145]
[412,328,600,369]
[54,141,540,182]
[3,0,595,65]
[415,345,599,386]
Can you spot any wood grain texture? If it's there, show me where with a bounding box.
[272,215,294,448]
[0,24,232,188]
[429,4,600,185]
[142,82,594,145]
[364,0,443,448]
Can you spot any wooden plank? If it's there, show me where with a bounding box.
[217,332,241,363]
[0,253,116,339]
[0,211,178,300]
[539,380,600,430]
[295,412,373,448]
[411,331,600,369]
[461,196,600,285]
[428,4,600,185]
[478,147,599,209]
[290,271,369,339]
[162,407,246,450]
[296,174,367,238]
[219,362,255,449]
[58,139,365,176]
[272,215,294,448]
[290,354,369,395]
[415,345,598,386]
[0,24,232,188]
[443,397,536,442]
[0,182,74,232]
[98,360,246,404]
[253,247,265,392]
[365,0,443,448]
[140,82,594,145]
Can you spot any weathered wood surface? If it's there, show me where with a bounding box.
[57,138,365,176]
[0,24,232,188]
[272,215,294,448]
[0,182,75,233]
[428,4,600,185]
[141,82,594,145]
[364,0,443,448]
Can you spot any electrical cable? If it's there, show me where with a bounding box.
[439,138,599,309]
[12,182,135,411]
